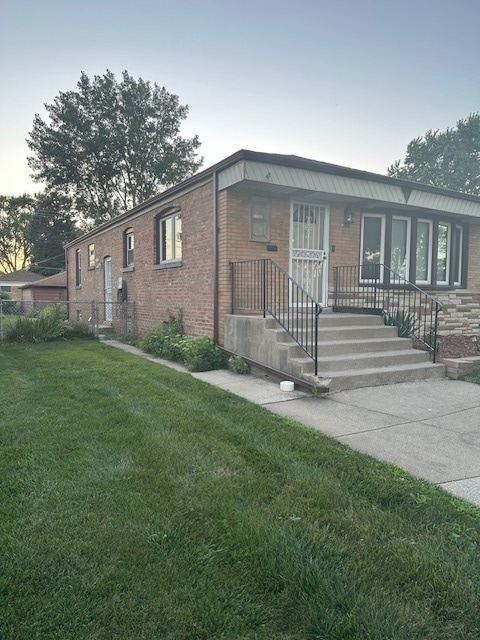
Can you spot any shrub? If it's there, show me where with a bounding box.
[383,309,417,338]
[180,336,228,372]
[65,322,96,340]
[0,290,17,315]
[228,355,250,374]
[140,310,185,361]
[4,303,68,343]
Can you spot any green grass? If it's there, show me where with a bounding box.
[1,341,479,640]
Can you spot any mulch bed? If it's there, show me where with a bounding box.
[437,335,480,360]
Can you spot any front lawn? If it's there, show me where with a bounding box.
[1,341,479,640]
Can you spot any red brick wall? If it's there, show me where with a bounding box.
[67,181,216,337]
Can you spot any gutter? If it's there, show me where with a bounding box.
[213,170,219,344]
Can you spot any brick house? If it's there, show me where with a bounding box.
[65,150,480,390]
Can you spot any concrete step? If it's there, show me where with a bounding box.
[316,349,430,372]
[276,312,384,329]
[317,337,413,356]
[312,362,446,393]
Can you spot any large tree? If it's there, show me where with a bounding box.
[0,195,36,273]
[27,70,203,225]
[27,193,78,276]
[388,113,480,195]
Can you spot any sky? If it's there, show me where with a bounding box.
[1,0,479,196]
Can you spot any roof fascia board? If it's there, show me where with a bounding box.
[220,159,480,218]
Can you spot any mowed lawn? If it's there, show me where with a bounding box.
[1,342,479,640]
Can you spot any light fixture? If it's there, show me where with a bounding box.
[343,205,355,227]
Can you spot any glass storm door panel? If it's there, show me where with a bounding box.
[390,217,410,280]
[290,202,328,305]
[360,215,384,281]
[104,257,112,322]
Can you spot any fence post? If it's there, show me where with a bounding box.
[0,297,3,341]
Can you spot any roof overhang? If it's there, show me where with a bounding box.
[217,158,480,219]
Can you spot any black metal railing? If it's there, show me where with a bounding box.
[333,264,442,362]
[230,259,322,375]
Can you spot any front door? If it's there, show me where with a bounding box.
[290,202,329,306]
[104,257,112,322]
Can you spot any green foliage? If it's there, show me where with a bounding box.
[180,335,228,371]
[0,194,36,273]
[65,322,96,340]
[140,310,185,361]
[4,303,68,343]
[27,70,203,225]
[0,291,17,314]
[383,309,417,338]
[228,354,250,374]
[27,193,77,275]
[388,112,480,195]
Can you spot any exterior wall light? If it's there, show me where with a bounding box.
[343,205,355,227]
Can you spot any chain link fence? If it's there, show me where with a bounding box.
[0,298,136,341]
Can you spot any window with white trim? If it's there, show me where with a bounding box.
[415,219,433,284]
[75,249,82,286]
[454,225,463,286]
[250,197,270,242]
[159,212,182,263]
[360,214,385,281]
[88,243,95,270]
[436,223,450,285]
[391,216,411,280]
[124,228,134,267]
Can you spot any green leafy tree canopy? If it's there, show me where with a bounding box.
[27,70,203,225]
[388,113,480,195]
[0,195,36,273]
[27,193,78,276]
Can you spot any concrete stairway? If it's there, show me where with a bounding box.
[284,312,446,392]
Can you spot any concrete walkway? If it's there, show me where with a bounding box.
[106,340,480,508]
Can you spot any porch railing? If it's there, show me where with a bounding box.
[230,259,322,375]
[333,264,442,362]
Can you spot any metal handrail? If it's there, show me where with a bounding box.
[333,263,442,362]
[230,259,322,375]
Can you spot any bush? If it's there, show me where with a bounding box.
[0,290,17,315]
[228,355,250,374]
[4,303,68,343]
[140,310,185,361]
[180,336,228,372]
[65,322,96,340]
[383,309,417,338]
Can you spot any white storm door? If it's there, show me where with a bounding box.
[290,202,329,306]
[104,257,112,322]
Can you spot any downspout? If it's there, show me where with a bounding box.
[213,170,219,344]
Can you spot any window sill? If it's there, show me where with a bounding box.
[122,266,134,273]
[153,261,182,271]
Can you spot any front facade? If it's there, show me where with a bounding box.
[66,150,480,343]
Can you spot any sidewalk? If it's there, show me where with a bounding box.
[107,340,480,508]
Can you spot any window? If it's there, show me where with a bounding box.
[158,212,182,263]
[436,223,450,285]
[0,285,11,292]
[75,249,82,286]
[88,243,95,269]
[250,197,270,242]
[454,226,463,286]
[390,217,411,280]
[360,215,384,281]
[124,228,134,267]
[415,220,433,284]
[360,215,464,287]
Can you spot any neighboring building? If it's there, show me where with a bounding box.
[19,271,67,305]
[65,150,480,388]
[0,269,44,299]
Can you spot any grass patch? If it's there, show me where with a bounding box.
[1,341,479,639]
